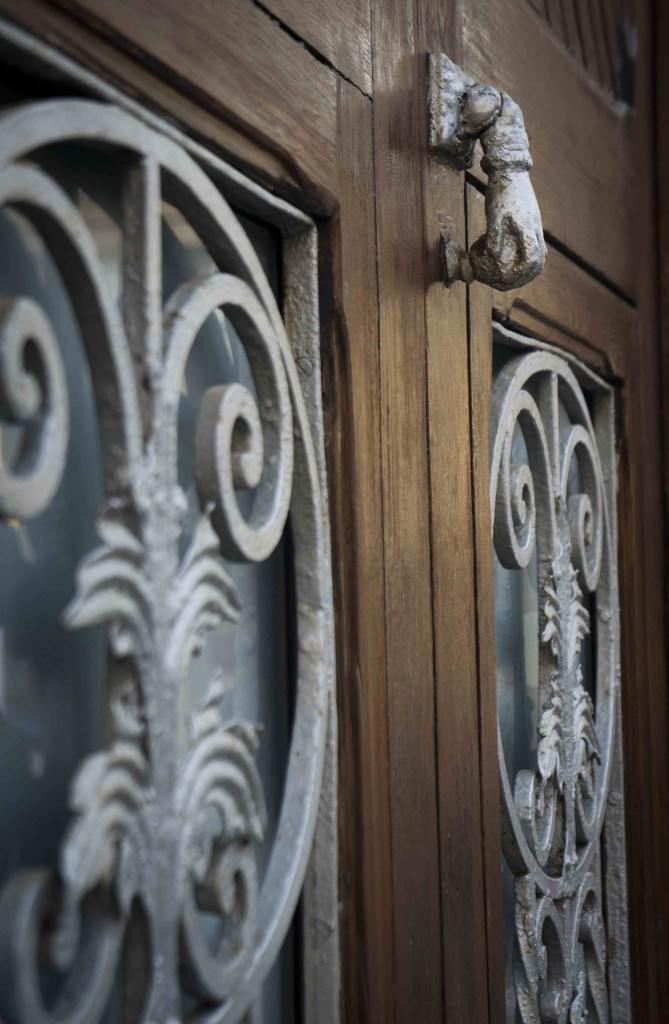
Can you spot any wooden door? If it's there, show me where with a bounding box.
[454,6,669,1023]
[0,2,666,1023]
[359,2,668,1021]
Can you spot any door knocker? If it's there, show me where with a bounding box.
[428,53,546,291]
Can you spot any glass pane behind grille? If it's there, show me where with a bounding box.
[0,204,106,886]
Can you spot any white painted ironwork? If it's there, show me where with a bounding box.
[0,95,334,1024]
[490,330,629,1022]
[428,54,546,291]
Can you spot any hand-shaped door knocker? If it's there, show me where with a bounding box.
[429,53,546,291]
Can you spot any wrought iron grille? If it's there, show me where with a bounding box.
[491,327,629,1023]
[0,50,335,1024]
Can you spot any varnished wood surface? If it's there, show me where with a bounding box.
[259,0,372,95]
[619,2,669,1017]
[462,0,635,296]
[543,0,563,37]
[560,0,585,64]
[656,0,669,879]
[466,260,506,1024]
[469,13,669,990]
[423,166,500,1023]
[470,192,636,1024]
[0,0,317,204]
[492,229,635,380]
[48,0,340,211]
[418,7,505,1022]
[574,0,602,81]
[0,0,667,1020]
[324,78,394,1024]
[371,0,443,1016]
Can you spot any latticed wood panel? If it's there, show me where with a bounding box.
[526,0,634,102]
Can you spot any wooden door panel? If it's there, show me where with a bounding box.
[371,0,443,1016]
[426,174,496,1024]
[467,185,637,1023]
[369,1,508,1020]
[493,234,635,379]
[0,0,310,201]
[462,0,634,295]
[0,7,389,1023]
[42,0,341,212]
[467,182,669,1023]
[0,1,666,1021]
[560,0,586,64]
[325,78,394,1024]
[258,0,372,95]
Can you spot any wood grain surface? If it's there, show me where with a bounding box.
[0,0,666,1020]
[324,77,394,1024]
[258,0,372,94]
[462,0,635,296]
